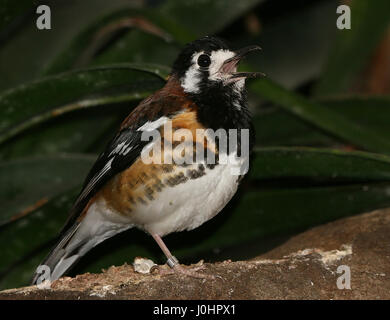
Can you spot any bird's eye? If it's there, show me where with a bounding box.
[197,54,211,68]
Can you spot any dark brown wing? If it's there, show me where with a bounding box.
[60,87,196,235]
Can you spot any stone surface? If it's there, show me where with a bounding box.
[1,208,389,300]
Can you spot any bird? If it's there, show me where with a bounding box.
[31,36,263,285]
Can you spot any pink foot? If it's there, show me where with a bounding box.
[154,261,219,280]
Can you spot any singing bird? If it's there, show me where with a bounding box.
[32,36,263,284]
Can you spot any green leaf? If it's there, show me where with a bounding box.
[0,187,79,290]
[156,0,265,42]
[0,64,167,153]
[254,96,390,147]
[0,154,94,227]
[0,1,38,36]
[89,30,180,70]
[250,147,390,182]
[234,0,338,89]
[44,0,265,75]
[251,79,390,154]
[0,109,119,159]
[42,9,176,75]
[314,0,390,96]
[0,0,143,91]
[253,108,335,147]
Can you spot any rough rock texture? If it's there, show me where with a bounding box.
[1,208,389,300]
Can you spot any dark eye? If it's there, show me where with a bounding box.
[197,54,211,68]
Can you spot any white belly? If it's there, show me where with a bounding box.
[131,153,247,236]
[83,153,248,238]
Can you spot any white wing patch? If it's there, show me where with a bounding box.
[108,141,133,156]
[137,116,169,131]
[75,117,170,206]
[77,158,114,202]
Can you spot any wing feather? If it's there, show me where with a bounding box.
[59,93,193,234]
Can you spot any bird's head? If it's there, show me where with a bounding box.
[171,36,263,98]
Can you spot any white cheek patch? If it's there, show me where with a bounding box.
[208,50,235,81]
[182,66,201,93]
[181,52,203,93]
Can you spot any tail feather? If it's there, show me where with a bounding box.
[31,223,83,285]
[31,203,133,285]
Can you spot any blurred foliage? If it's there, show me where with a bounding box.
[0,0,389,290]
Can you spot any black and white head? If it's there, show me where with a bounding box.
[171,36,263,104]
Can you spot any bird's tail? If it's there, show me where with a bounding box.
[31,222,87,285]
[31,205,132,285]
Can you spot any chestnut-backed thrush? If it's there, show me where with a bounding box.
[32,36,262,284]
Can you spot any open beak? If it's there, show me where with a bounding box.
[220,45,265,81]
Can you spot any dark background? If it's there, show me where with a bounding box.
[0,0,389,290]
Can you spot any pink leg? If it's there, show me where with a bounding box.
[151,233,178,267]
[151,233,216,280]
